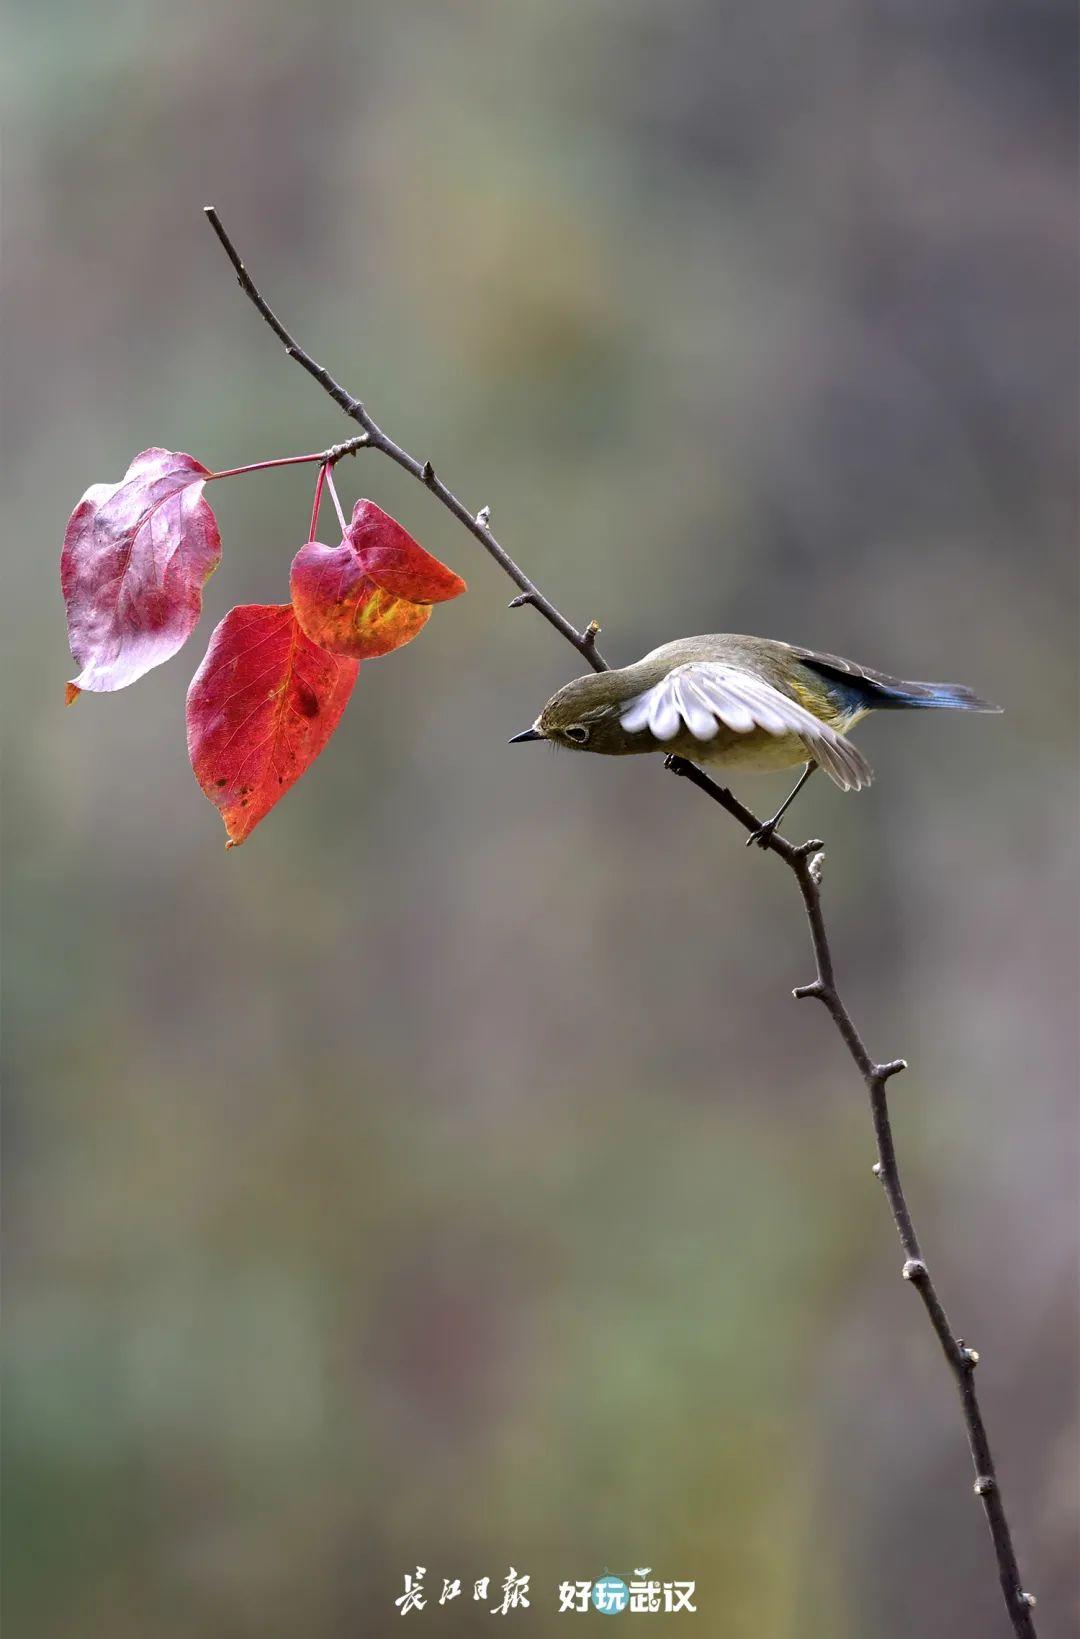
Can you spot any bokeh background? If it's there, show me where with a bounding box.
[4,3,1077,1635]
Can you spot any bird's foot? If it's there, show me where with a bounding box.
[746,821,778,850]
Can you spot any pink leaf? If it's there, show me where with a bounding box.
[61,448,222,697]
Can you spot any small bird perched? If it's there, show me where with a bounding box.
[510,635,1000,846]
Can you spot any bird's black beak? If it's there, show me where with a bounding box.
[509,727,544,744]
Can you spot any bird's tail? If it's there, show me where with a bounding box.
[794,648,1002,714]
[870,678,1002,712]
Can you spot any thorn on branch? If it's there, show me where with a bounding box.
[793,980,826,1001]
[420,460,436,486]
[508,592,536,610]
[875,1058,909,1082]
[902,1258,928,1284]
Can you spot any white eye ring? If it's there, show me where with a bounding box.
[563,724,590,744]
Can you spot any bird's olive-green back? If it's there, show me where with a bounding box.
[536,635,855,758]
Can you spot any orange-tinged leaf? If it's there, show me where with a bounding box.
[290,540,432,658]
[290,499,465,660]
[61,448,222,694]
[186,604,359,847]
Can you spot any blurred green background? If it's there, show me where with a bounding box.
[4,2,1077,1635]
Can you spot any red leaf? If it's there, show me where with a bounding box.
[61,449,222,697]
[345,500,467,603]
[290,499,465,659]
[186,604,359,847]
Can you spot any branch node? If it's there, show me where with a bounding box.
[508,592,536,610]
[475,505,491,528]
[959,1341,981,1368]
[808,848,826,885]
[1018,1591,1038,1609]
[973,1475,996,1496]
[792,980,825,1001]
[871,1161,883,1178]
[582,619,602,648]
[325,435,368,465]
[420,459,436,486]
[901,1258,928,1284]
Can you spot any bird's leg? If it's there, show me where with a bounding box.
[747,762,817,848]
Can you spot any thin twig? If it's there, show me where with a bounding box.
[203,207,606,671]
[208,434,368,483]
[204,206,1038,1637]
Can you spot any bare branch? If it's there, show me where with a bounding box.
[671,758,1040,1636]
[203,207,606,671]
[205,206,1039,1637]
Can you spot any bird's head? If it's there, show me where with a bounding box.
[510,670,633,754]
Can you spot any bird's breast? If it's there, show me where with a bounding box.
[689,727,810,772]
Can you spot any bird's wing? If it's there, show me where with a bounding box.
[619,660,873,790]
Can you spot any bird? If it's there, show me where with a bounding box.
[510,634,1001,846]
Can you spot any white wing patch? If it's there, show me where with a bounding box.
[619,661,872,791]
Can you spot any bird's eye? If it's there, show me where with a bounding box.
[563,724,589,744]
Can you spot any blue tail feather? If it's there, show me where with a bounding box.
[870,679,1002,712]
[794,649,1001,713]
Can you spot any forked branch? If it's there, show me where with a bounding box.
[204,206,1038,1637]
